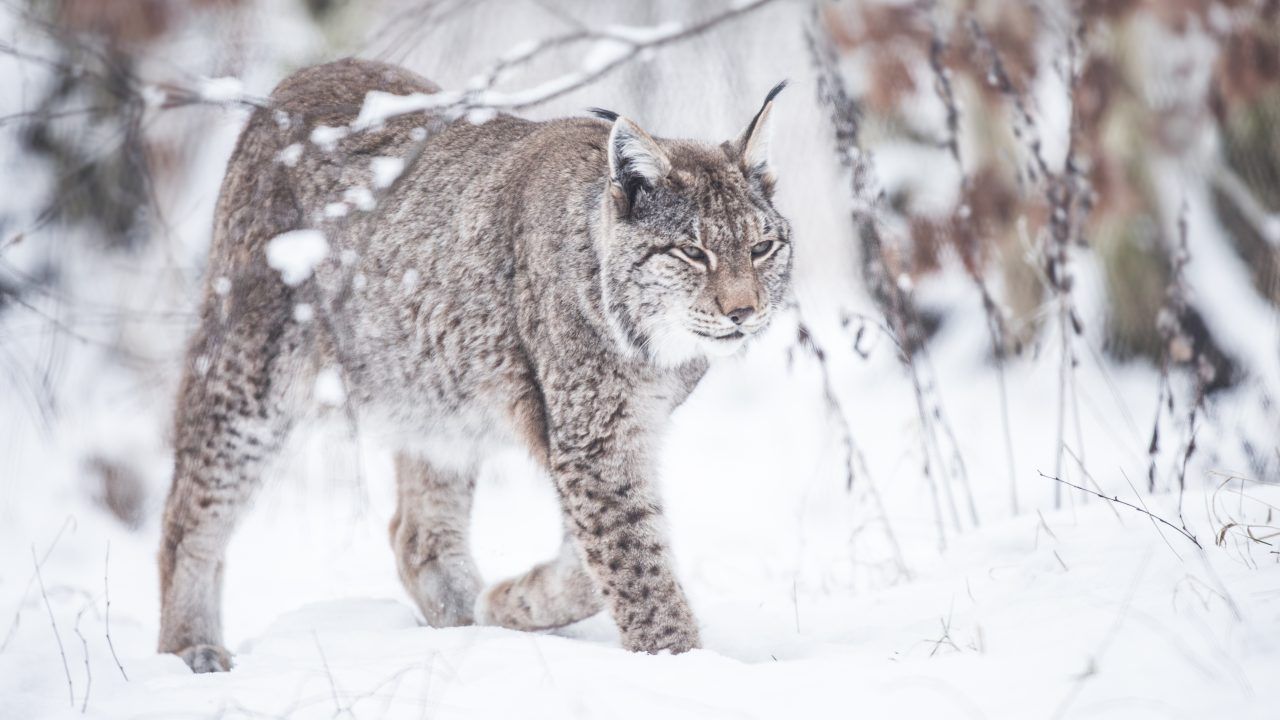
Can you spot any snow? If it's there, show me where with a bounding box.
[313,367,346,406]
[265,229,328,286]
[277,142,303,167]
[582,38,633,74]
[370,156,406,189]
[499,38,542,65]
[352,90,463,130]
[2,342,1278,718]
[198,76,244,103]
[473,72,589,110]
[602,22,683,45]
[465,107,498,125]
[139,84,167,109]
[342,186,376,212]
[309,125,348,152]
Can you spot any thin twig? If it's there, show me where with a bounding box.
[73,605,92,714]
[104,543,127,681]
[1120,467,1182,561]
[313,632,345,717]
[1039,472,1202,548]
[792,318,911,580]
[32,546,75,707]
[1,516,75,654]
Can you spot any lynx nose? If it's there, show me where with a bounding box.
[715,275,760,326]
[725,306,755,325]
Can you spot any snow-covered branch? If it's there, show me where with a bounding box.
[355,0,783,128]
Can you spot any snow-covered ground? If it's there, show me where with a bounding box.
[2,316,1278,718]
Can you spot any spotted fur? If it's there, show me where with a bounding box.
[157,58,791,671]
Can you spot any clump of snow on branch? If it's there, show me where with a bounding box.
[352,90,463,130]
[602,22,682,44]
[582,38,632,73]
[198,76,244,103]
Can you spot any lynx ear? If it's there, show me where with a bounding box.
[605,115,670,216]
[734,81,786,193]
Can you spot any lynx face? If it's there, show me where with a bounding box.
[598,84,792,366]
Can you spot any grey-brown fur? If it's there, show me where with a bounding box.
[158,58,792,671]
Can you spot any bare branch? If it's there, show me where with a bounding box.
[1039,472,1202,549]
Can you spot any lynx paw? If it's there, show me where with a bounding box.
[473,579,519,628]
[619,601,701,655]
[404,558,481,628]
[625,625,700,655]
[177,644,232,673]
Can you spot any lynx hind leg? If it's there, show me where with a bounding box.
[390,453,482,627]
[158,316,296,672]
[476,537,603,632]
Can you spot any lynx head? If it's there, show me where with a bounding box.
[595,82,792,367]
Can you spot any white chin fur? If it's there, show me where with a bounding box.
[697,334,748,358]
[644,324,747,367]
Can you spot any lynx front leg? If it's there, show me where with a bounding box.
[543,378,700,654]
[476,536,603,630]
[389,453,481,627]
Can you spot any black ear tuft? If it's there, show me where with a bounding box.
[588,107,620,122]
[742,80,787,145]
[734,80,787,196]
[763,80,788,105]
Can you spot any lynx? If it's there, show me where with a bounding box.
[158,58,792,672]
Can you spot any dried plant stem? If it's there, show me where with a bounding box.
[32,546,75,707]
[1040,472,1202,548]
[73,606,92,713]
[313,632,350,718]
[104,543,128,681]
[809,4,990,543]
[795,320,911,581]
[1,516,74,654]
[994,327,1020,515]
[1054,306,1070,509]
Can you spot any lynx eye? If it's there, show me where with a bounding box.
[751,240,774,259]
[678,245,707,262]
